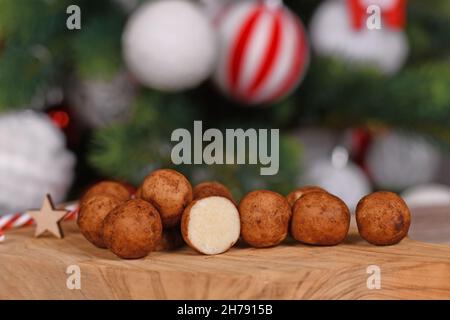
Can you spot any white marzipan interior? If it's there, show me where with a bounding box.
[187,196,240,255]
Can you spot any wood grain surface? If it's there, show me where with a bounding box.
[409,206,450,244]
[1,220,450,300]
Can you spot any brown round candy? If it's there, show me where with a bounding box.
[77,194,123,248]
[291,192,350,246]
[193,181,234,202]
[239,190,291,248]
[286,186,327,207]
[356,191,411,245]
[141,169,193,227]
[103,199,163,259]
[80,181,131,205]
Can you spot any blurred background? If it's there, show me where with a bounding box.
[0,0,449,239]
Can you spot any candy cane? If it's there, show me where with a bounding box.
[0,206,79,241]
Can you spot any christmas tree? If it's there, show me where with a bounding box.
[1,0,449,205]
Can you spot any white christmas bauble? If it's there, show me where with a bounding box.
[122,0,218,91]
[402,184,450,209]
[309,0,409,74]
[0,111,76,214]
[304,146,372,210]
[67,70,137,128]
[366,131,441,190]
[293,127,339,168]
[213,0,309,104]
[305,159,371,210]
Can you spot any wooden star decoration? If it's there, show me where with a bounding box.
[27,194,69,239]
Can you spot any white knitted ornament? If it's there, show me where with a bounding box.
[0,111,75,214]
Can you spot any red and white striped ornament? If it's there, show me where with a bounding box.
[213,0,309,105]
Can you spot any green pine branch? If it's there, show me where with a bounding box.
[89,90,302,198]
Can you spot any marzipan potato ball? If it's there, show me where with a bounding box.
[155,227,185,251]
[291,192,350,245]
[141,169,193,227]
[356,191,411,245]
[103,199,163,259]
[181,196,240,255]
[286,186,327,207]
[80,181,131,205]
[239,190,291,248]
[77,194,123,248]
[193,181,234,203]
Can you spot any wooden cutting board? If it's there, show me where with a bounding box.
[1,221,450,299]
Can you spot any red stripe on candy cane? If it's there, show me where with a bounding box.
[1,213,22,231]
[65,209,79,221]
[12,213,33,228]
[0,208,78,233]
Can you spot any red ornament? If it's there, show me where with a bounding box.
[347,0,407,30]
[350,127,372,171]
[48,110,70,129]
[213,0,309,105]
[45,104,81,147]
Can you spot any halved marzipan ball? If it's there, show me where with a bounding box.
[356,191,411,245]
[141,169,193,227]
[155,227,185,251]
[286,186,327,207]
[181,196,240,255]
[103,199,162,259]
[239,190,291,248]
[77,194,123,248]
[291,192,350,245]
[80,181,131,205]
[193,181,234,203]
